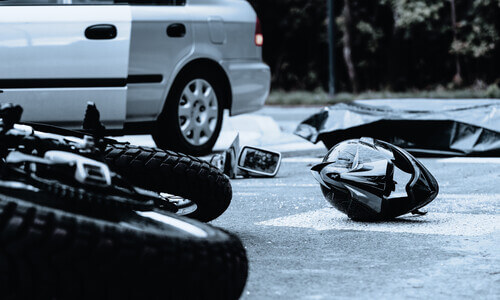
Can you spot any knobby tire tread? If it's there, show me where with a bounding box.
[0,195,247,300]
[104,143,232,222]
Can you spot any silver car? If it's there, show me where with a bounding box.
[0,0,270,155]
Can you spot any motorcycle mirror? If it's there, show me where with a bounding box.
[209,153,225,171]
[237,146,281,177]
[223,133,240,179]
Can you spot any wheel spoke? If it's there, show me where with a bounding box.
[194,80,203,97]
[177,78,220,147]
[202,121,214,136]
[207,106,218,119]
[182,83,197,105]
[181,120,192,133]
[186,90,197,104]
[178,105,191,118]
[203,86,214,101]
[192,125,202,145]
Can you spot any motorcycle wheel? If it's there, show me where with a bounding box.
[104,143,232,222]
[0,193,247,300]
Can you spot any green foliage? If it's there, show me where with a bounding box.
[389,0,444,29]
[355,21,383,53]
[452,0,500,58]
[248,0,329,90]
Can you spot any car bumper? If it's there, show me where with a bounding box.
[221,60,271,116]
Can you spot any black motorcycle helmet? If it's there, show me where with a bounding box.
[311,137,438,221]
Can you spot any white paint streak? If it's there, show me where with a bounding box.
[235,192,258,196]
[283,156,500,165]
[267,142,325,153]
[273,183,317,187]
[257,208,500,236]
[283,157,322,163]
[438,193,500,201]
[114,135,156,147]
[437,157,500,164]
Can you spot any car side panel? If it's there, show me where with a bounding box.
[176,0,268,116]
[187,0,269,115]
[0,6,130,79]
[126,0,269,122]
[0,5,131,128]
[126,6,194,122]
[5,88,126,128]
[221,60,270,116]
[186,0,258,60]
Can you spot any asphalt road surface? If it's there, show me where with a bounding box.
[123,104,499,299]
[212,155,500,299]
[209,103,499,299]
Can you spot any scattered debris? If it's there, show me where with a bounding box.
[211,134,282,178]
[295,101,500,156]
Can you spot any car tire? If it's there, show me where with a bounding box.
[153,69,224,156]
[0,194,248,300]
[104,143,232,222]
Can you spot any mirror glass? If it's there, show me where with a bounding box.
[238,146,281,176]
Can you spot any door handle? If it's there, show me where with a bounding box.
[167,23,186,38]
[85,24,117,40]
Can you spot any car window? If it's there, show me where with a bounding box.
[0,0,114,4]
[0,0,185,5]
[114,0,185,4]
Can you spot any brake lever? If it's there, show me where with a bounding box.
[5,151,51,165]
[6,150,112,187]
[0,104,23,133]
[44,151,111,186]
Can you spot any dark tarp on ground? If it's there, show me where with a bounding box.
[294,100,500,157]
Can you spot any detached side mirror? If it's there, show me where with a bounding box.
[237,146,281,177]
[223,133,240,179]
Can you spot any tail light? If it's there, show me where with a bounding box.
[255,17,263,47]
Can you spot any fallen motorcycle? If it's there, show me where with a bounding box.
[19,103,232,222]
[0,104,247,299]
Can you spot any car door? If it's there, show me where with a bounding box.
[126,0,194,121]
[0,1,131,129]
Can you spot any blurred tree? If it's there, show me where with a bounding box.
[247,0,500,92]
[339,0,358,93]
[448,0,463,86]
[451,0,500,86]
[452,0,499,59]
[248,0,330,90]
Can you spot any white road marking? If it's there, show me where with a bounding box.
[437,157,500,164]
[438,193,500,201]
[267,142,325,153]
[257,208,500,236]
[237,183,318,188]
[273,183,317,187]
[283,157,322,163]
[235,192,258,196]
[284,156,500,164]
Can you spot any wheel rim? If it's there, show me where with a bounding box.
[133,211,208,238]
[178,79,219,146]
[160,193,198,216]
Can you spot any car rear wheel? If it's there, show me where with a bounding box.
[153,70,224,156]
